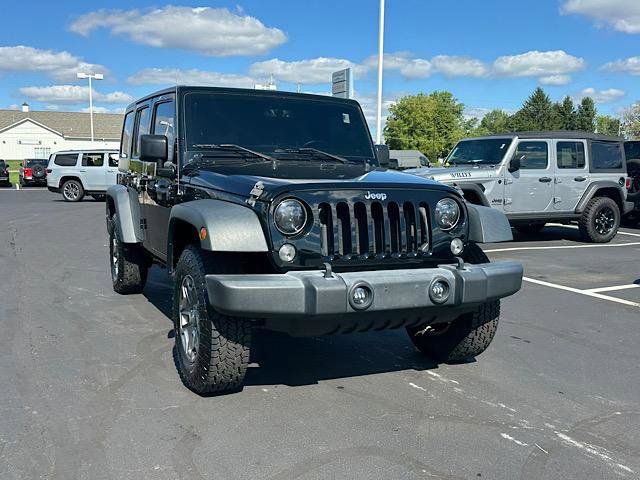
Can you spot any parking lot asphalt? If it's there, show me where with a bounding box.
[1,189,639,480]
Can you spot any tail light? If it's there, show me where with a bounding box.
[24,167,32,176]
[46,168,52,174]
[626,178,631,190]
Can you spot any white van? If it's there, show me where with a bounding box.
[47,150,119,202]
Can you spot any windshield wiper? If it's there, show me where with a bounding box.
[192,144,277,163]
[279,147,348,164]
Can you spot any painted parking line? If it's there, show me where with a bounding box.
[585,284,640,293]
[523,276,640,308]
[485,242,640,253]
[546,223,640,238]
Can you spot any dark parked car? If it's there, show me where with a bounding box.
[19,158,48,187]
[106,86,523,394]
[624,140,640,209]
[0,160,10,186]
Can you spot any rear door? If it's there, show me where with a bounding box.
[505,140,553,213]
[105,152,119,188]
[80,152,106,190]
[553,139,588,211]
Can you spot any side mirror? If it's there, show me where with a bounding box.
[509,154,524,173]
[140,135,168,164]
[375,144,390,167]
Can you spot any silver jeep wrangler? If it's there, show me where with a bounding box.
[407,132,633,243]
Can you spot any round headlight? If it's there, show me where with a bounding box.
[435,198,460,230]
[274,199,307,235]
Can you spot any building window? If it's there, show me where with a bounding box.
[34,147,51,159]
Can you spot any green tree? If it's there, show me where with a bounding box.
[553,96,576,130]
[476,109,511,135]
[576,97,597,132]
[596,115,621,136]
[510,87,555,131]
[384,91,465,160]
[621,102,640,139]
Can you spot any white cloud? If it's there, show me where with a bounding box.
[69,6,287,56]
[539,74,572,85]
[575,87,625,104]
[80,106,125,114]
[19,85,133,104]
[364,52,488,79]
[0,45,107,82]
[128,68,257,88]
[493,50,585,84]
[602,56,640,75]
[562,0,640,34]
[464,107,492,120]
[431,56,489,78]
[249,57,367,85]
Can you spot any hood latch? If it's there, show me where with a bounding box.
[246,181,265,206]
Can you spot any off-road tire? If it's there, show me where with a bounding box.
[172,245,251,395]
[109,214,148,294]
[578,196,620,243]
[407,243,500,362]
[61,179,84,202]
[514,223,546,234]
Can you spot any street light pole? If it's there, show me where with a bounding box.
[77,72,104,143]
[375,0,385,144]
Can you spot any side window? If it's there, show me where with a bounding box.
[121,112,134,158]
[82,153,104,167]
[108,153,119,168]
[557,141,585,169]
[54,154,79,167]
[514,141,548,169]
[152,100,176,163]
[133,107,151,159]
[592,141,623,170]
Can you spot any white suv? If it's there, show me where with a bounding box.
[47,150,119,202]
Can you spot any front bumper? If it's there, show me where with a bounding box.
[205,261,523,319]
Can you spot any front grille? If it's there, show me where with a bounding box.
[317,201,431,258]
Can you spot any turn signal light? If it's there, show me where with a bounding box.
[625,178,631,190]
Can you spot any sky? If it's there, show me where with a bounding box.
[0,0,639,137]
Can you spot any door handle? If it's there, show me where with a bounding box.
[79,169,87,172]
[574,176,587,182]
[539,177,552,183]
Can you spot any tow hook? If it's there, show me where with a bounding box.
[322,262,334,279]
[415,325,435,336]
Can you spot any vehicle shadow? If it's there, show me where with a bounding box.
[142,265,440,388]
[511,224,585,242]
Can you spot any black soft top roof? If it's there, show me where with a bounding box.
[126,86,360,112]
[467,131,623,142]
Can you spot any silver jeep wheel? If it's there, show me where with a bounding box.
[63,181,80,201]
[110,235,119,279]
[594,206,615,235]
[178,274,200,363]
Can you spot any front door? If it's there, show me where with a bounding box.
[142,96,177,257]
[553,139,589,212]
[105,152,120,188]
[505,140,553,213]
[80,152,106,191]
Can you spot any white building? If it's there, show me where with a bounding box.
[0,104,122,160]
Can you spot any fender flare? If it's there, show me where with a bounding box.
[466,204,513,243]
[574,181,626,213]
[167,199,269,267]
[105,184,144,243]
[458,183,491,207]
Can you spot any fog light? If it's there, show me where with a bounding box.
[429,278,450,304]
[349,282,374,310]
[450,237,464,256]
[278,243,296,262]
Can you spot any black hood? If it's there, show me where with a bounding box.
[185,162,453,201]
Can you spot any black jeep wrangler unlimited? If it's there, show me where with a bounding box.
[106,87,523,394]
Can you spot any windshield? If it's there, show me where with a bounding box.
[447,138,512,165]
[184,92,375,164]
